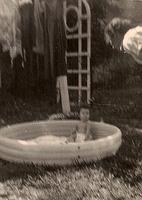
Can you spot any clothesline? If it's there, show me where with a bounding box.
[0,0,70,113]
[0,0,67,77]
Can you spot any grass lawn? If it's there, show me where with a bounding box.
[0,90,141,200]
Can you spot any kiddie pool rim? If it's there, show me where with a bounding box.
[0,120,122,165]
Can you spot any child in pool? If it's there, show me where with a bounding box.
[18,105,93,146]
[67,104,93,143]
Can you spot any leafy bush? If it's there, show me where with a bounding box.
[89,1,142,90]
[92,49,142,89]
[88,0,122,66]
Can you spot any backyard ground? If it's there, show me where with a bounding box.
[0,89,141,200]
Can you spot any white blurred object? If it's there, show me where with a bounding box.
[56,76,71,114]
[123,26,142,64]
[18,135,67,145]
[19,0,32,6]
[0,0,22,61]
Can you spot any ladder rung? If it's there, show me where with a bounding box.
[67,34,91,39]
[81,15,89,19]
[66,52,89,57]
[68,86,89,90]
[67,70,90,74]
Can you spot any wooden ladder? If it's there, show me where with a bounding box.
[64,0,91,104]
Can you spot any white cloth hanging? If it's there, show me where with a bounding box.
[0,0,22,61]
[123,26,142,64]
[33,0,44,54]
[19,0,32,6]
[56,75,70,114]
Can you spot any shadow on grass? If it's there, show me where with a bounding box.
[96,126,142,186]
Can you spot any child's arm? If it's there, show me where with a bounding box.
[85,123,93,141]
[85,133,93,141]
[67,126,77,142]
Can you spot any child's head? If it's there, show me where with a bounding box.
[79,104,90,122]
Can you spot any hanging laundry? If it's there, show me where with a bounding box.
[34,0,44,54]
[19,0,32,6]
[44,0,57,81]
[20,0,34,52]
[0,0,22,61]
[44,0,67,82]
[19,0,35,92]
[54,0,67,77]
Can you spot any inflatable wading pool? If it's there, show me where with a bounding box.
[0,121,122,165]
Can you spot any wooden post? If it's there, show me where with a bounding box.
[0,70,1,88]
[56,75,70,114]
[78,0,82,104]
